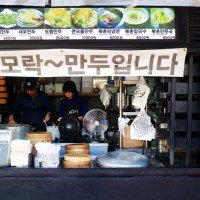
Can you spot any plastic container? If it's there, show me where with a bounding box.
[89,143,108,157]
[47,126,60,139]
[0,130,12,167]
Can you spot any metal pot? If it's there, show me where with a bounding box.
[0,124,32,139]
[96,150,150,168]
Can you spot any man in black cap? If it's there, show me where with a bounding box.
[8,77,51,132]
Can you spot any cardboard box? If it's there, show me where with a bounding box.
[122,126,143,149]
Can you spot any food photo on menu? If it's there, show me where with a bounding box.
[44,8,71,28]
[0,8,18,28]
[17,8,44,28]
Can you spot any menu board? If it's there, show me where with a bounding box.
[0,7,176,40]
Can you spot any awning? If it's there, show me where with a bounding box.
[0,48,187,77]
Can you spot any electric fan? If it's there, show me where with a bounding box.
[83,109,109,142]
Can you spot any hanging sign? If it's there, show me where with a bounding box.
[0,48,187,77]
[0,0,47,6]
[51,0,200,7]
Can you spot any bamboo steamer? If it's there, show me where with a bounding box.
[0,99,7,104]
[64,153,91,162]
[26,132,52,144]
[63,164,90,168]
[0,79,5,85]
[65,143,90,155]
[0,86,6,92]
[63,160,90,166]
[0,93,8,98]
[63,153,92,168]
[26,132,52,155]
[66,149,90,155]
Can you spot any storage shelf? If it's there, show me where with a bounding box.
[122,80,138,85]
[47,93,100,97]
[122,111,139,116]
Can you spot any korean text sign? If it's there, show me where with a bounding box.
[0,48,187,77]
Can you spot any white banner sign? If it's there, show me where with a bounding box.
[0,48,187,77]
[0,0,47,6]
[51,0,200,7]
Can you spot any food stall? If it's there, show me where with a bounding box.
[0,1,200,200]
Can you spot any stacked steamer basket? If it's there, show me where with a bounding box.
[0,77,8,105]
[26,132,52,155]
[63,143,92,168]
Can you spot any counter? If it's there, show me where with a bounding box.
[0,167,200,200]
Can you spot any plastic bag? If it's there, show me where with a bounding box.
[132,77,150,109]
[130,109,155,141]
[118,117,130,137]
[100,86,112,109]
[35,142,61,168]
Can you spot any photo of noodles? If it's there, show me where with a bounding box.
[150,8,175,28]
[124,8,149,26]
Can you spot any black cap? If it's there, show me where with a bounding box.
[23,78,38,90]
[62,80,78,95]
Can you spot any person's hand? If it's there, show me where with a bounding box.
[8,115,16,126]
[78,116,83,121]
[44,112,51,122]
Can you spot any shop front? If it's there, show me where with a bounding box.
[0,1,200,200]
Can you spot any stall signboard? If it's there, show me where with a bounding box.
[0,48,187,77]
[0,7,176,40]
[0,0,47,6]
[51,0,200,7]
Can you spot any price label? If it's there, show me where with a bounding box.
[163,36,175,39]
[3,36,16,40]
[56,36,69,40]
[30,36,43,40]
[110,36,123,40]
[82,36,96,40]
[136,36,149,39]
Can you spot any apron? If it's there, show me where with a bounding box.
[64,97,82,118]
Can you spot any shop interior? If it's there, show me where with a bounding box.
[1,57,200,168]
